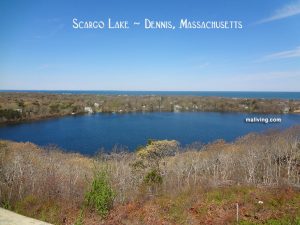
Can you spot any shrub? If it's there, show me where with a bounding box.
[144,169,163,186]
[49,104,60,113]
[1,200,12,210]
[0,109,21,120]
[142,169,163,196]
[137,140,179,160]
[85,171,115,218]
[15,196,61,225]
[131,160,146,171]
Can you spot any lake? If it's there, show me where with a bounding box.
[0,112,299,155]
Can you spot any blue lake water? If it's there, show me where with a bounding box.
[1,90,300,99]
[0,112,299,155]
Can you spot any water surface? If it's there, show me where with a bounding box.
[0,112,299,155]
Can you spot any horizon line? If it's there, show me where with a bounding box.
[0,89,300,93]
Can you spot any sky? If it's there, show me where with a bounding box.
[0,0,300,91]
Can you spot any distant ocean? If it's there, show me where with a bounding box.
[1,90,300,100]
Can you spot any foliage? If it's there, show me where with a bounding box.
[2,92,298,123]
[85,171,115,218]
[49,104,60,113]
[0,109,21,120]
[14,195,61,225]
[131,159,146,170]
[143,169,163,186]
[137,140,179,160]
[17,100,25,108]
[1,200,12,210]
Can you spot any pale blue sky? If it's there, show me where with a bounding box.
[0,0,300,91]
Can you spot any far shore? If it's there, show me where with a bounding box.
[0,92,300,124]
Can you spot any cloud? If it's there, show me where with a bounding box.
[257,1,300,24]
[258,46,300,62]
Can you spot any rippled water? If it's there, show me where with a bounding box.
[0,112,299,155]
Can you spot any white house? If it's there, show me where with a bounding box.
[84,107,93,113]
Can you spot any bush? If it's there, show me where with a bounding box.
[144,169,163,186]
[142,169,163,196]
[15,196,61,225]
[137,140,179,160]
[1,200,12,210]
[85,171,115,218]
[0,109,21,120]
[49,104,60,113]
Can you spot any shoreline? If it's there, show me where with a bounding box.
[0,92,300,124]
